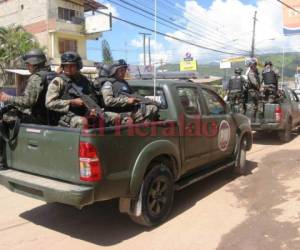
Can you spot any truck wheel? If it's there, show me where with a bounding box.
[278,120,292,143]
[130,163,174,227]
[233,136,247,175]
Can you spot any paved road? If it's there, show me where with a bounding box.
[0,132,299,250]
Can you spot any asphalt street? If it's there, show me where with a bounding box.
[0,131,299,250]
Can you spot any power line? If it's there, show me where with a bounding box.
[129,0,251,50]
[96,10,246,56]
[162,0,252,48]
[275,0,300,14]
[108,0,249,53]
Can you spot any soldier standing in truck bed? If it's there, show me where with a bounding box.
[261,61,280,103]
[227,67,247,114]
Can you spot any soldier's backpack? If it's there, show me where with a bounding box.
[33,70,57,125]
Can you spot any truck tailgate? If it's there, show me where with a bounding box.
[7,125,81,183]
[264,103,278,123]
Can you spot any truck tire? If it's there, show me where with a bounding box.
[130,163,174,227]
[278,119,292,143]
[233,136,247,175]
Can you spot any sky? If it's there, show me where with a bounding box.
[87,0,300,65]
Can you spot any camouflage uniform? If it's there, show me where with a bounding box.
[101,80,159,123]
[261,65,280,103]
[3,69,49,124]
[246,67,263,122]
[46,75,120,128]
[227,71,246,114]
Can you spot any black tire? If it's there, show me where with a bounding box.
[130,163,174,227]
[278,119,292,143]
[233,136,247,175]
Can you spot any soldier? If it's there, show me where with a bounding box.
[0,49,50,169]
[101,59,159,123]
[0,49,50,124]
[245,58,262,122]
[261,61,280,103]
[227,67,246,114]
[46,51,116,128]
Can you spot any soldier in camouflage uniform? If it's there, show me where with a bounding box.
[46,52,118,128]
[101,59,159,123]
[0,49,50,124]
[261,61,280,103]
[227,67,247,114]
[245,58,263,122]
[0,49,50,169]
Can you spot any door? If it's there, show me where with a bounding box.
[176,87,211,172]
[200,88,237,162]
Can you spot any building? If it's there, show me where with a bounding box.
[0,0,108,66]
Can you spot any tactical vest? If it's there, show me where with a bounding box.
[32,69,57,124]
[105,79,135,113]
[262,68,278,86]
[60,74,92,116]
[228,75,243,91]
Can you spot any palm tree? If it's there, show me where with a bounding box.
[0,25,42,68]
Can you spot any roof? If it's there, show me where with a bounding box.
[190,76,222,84]
[83,0,107,11]
[128,79,198,87]
[5,69,30,76]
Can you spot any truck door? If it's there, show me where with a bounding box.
[176,87,211,171]
[200,88,237,162]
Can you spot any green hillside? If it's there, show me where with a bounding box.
[160,52,300,81]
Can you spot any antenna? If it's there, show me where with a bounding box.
[153,0,157,98]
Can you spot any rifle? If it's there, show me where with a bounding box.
[120,92,160,107]
[68,83,107,128]
[69,83,104,116]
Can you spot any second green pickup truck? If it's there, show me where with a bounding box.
[0,80,252,227]
[245,86,300,142]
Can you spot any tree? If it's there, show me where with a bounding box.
[102,39,113,64]
[0,25,42,69]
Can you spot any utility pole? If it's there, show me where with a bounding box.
[139,32,151,66]
[250,11,257,57]
[148,36,152,67]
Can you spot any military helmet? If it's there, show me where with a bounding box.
[234,67,243,74]
[98,63,111,78]
[61,51,83,70]
[245,57,257,67]
[264,61,272,66]
[22,49,46,65]
[109,59,128,77]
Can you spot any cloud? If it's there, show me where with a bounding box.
[158,0,300,63]
[130,37,173,65]
[99,1,119,17]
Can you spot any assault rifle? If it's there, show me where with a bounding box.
[69,83,104,116]
[120,92,160,107]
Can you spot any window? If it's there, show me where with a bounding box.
[202,88,226,115]
[177,87,200,115]
[58,7,76,21]
[59,39,77,54]
[131,87,167,109]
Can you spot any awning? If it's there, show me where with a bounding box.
[84,0,107,12]
[5,69,30,76]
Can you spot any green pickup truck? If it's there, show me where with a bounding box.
[245,86,300,142]
[0,80,252,227]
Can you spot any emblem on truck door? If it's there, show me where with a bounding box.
[218,120,231,151]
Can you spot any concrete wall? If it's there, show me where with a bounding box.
[0,0,48,27]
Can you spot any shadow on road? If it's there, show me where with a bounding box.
[20,161,258,246]
[252,129,300,145]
